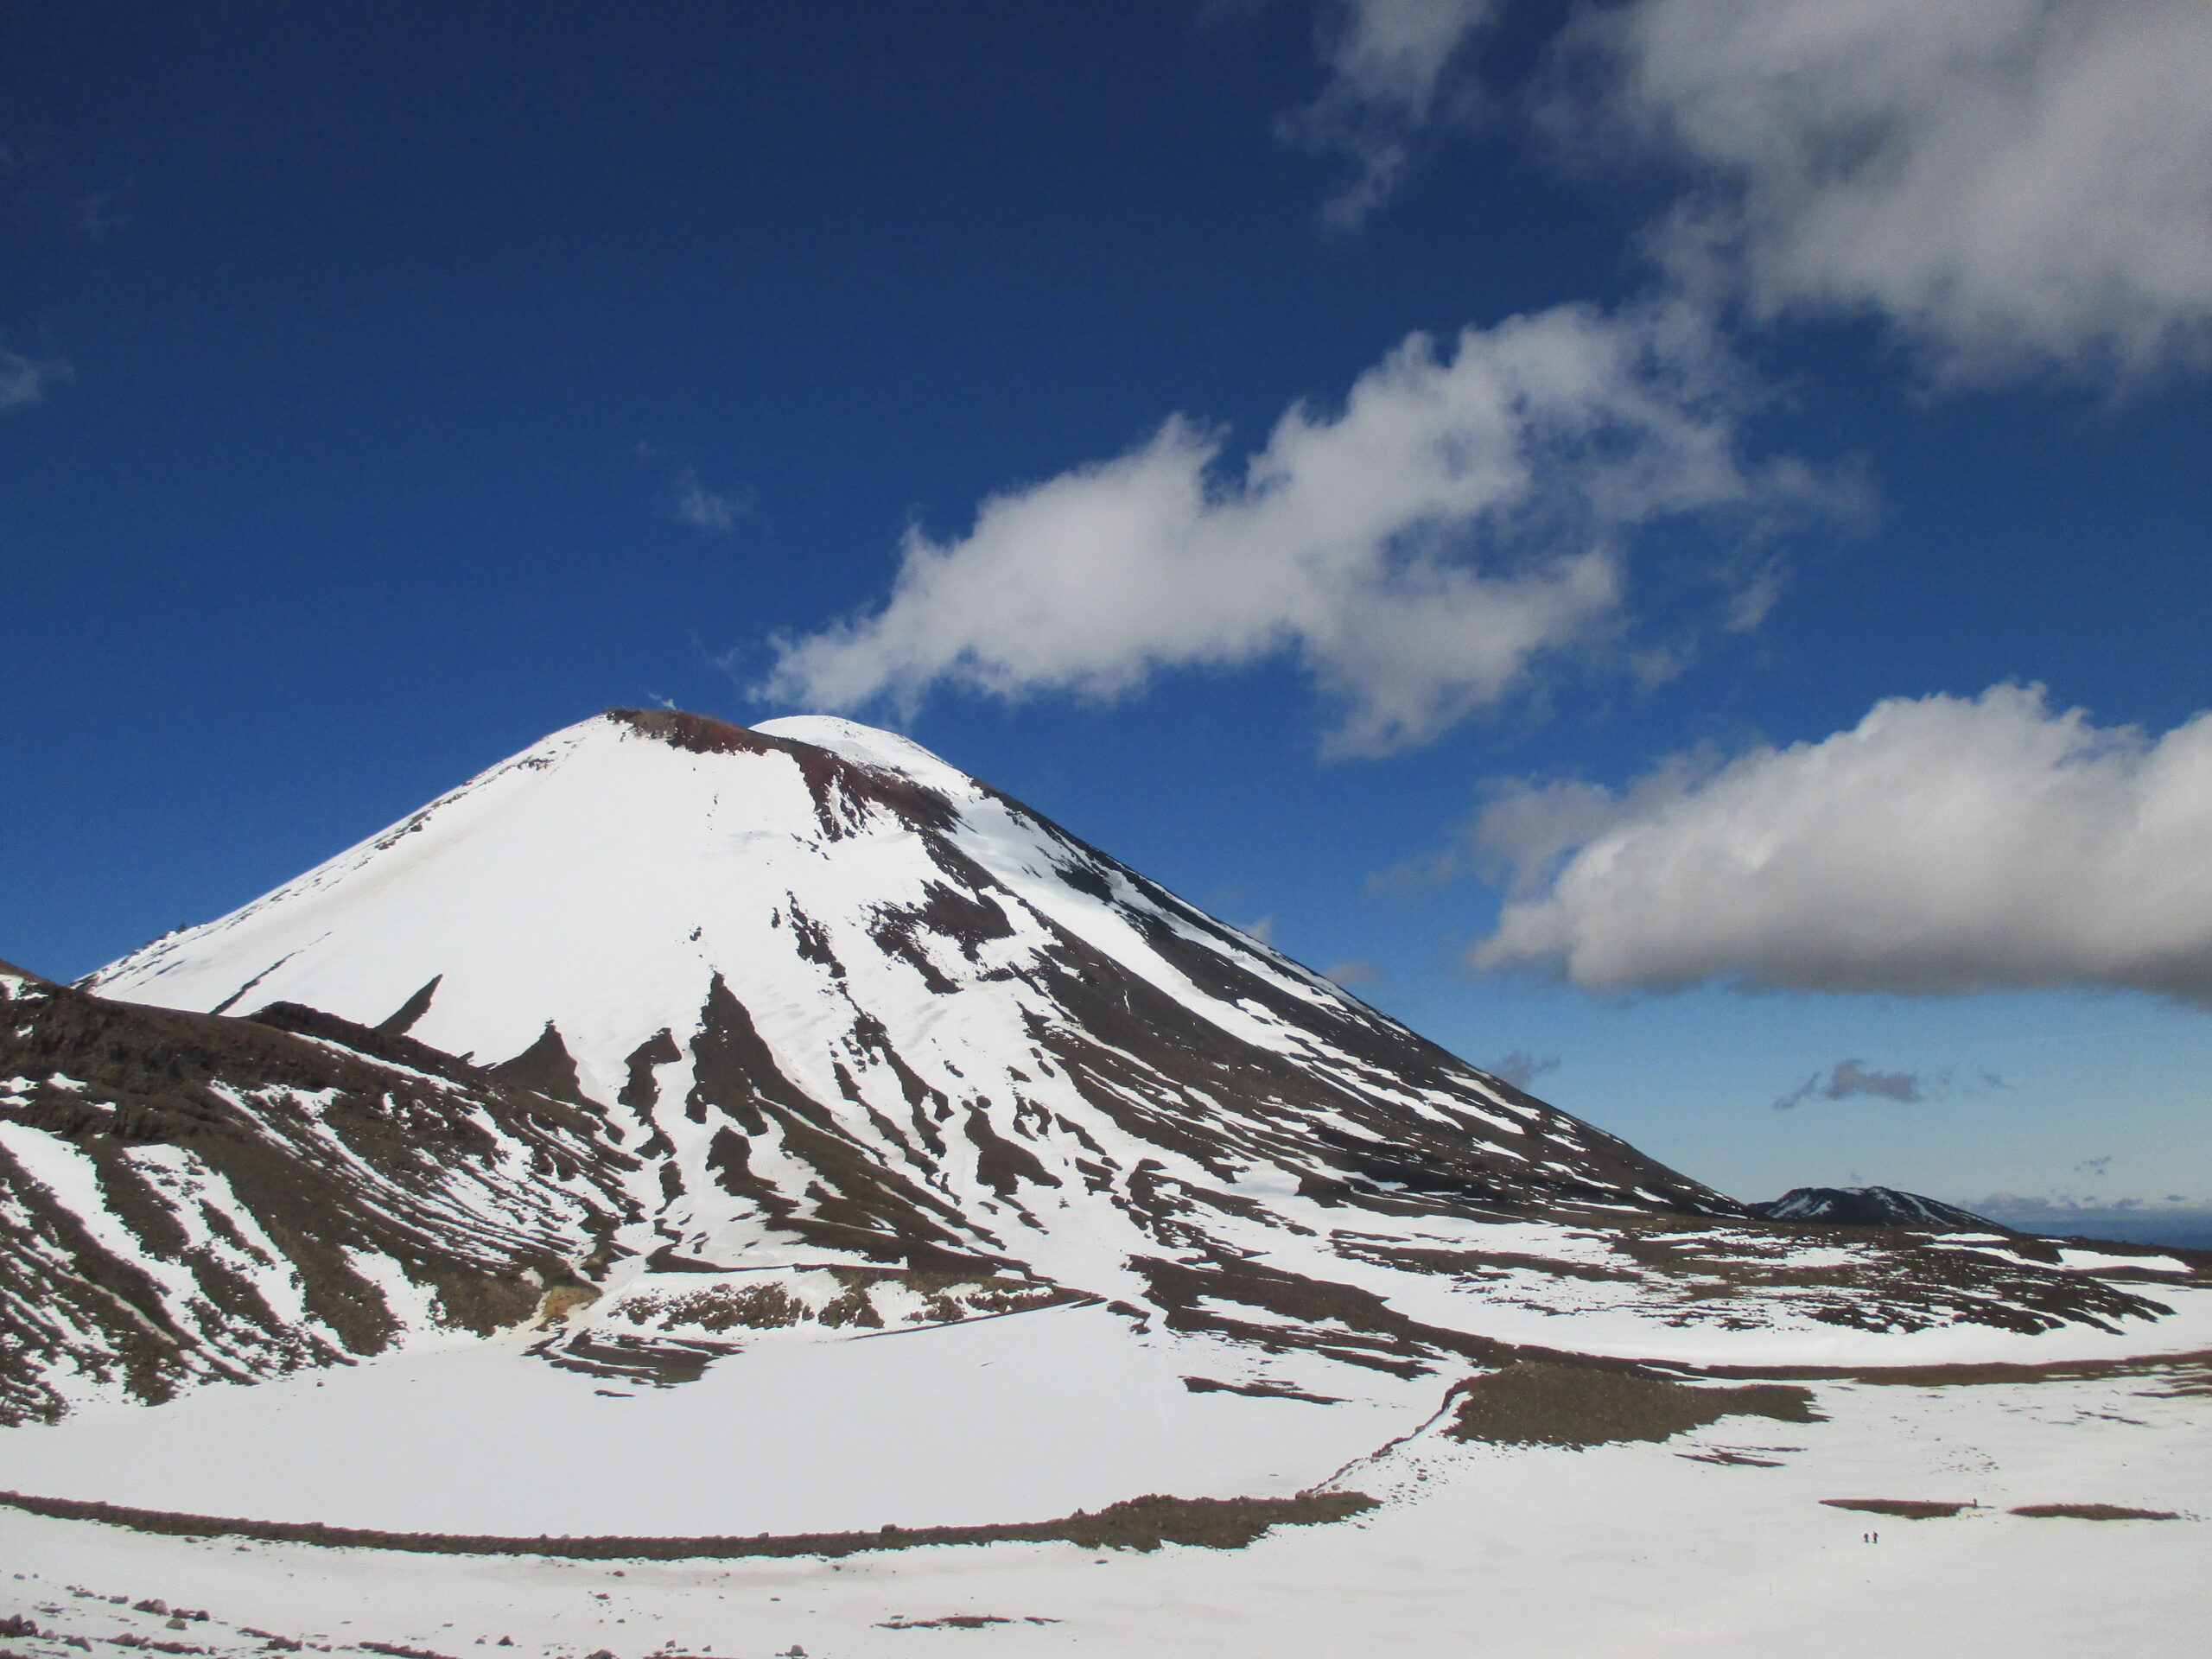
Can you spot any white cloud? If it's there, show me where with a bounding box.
[1577,0,2212,378]
[762,302,1805,756]
[1471,684,2212,1002]
[1294,0,2212,378]
[1282,0,1501,228]
[0,346,71,413]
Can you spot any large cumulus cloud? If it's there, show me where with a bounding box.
[1471,685,2212,1002]
[762,303,1802,757]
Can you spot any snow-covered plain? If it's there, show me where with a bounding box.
[0,1303,1418,1537]
[3,1349,2204,1656]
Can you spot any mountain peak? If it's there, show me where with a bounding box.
[607,705,799,759]
[603,707,947,783]
[84,705,1739,1248]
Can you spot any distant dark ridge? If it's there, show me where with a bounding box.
[1749,1187,2006,1231]
[1681,1346,2212,1388]
[0,1487,1377,1560]
[1762,1189,2212,1259]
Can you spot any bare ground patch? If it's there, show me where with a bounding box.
[0,1487,1376,1560]
[1691,1348,2212,1392]
[1821,1498,1975,1519]
[2009,1503,2183,1521]
[1445,1359,1819,1449]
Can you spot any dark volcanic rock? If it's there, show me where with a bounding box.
[0,968,638,1424]
[1749,1187,2008,1231]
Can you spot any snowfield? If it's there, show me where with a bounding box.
[3,1344,2204,1656]
[0,1303,1421,1538]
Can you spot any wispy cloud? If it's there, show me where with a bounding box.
[1324,957,1382,988]
[674,466,752,533]
[1486,1049,1558,1091]
[0,345,72,414]
[1471,684,2212,1003]
[72,186,130,238]
[761,302,1821,756]
[1771,1058,1924,1112]
[639,443,754,534]
[1280,0,1501,230]
[1771,1058,2006,1110]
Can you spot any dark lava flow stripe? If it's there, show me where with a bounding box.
[0,1488,1377,1559]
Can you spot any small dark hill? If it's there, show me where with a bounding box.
[1749,1187,2007,1231]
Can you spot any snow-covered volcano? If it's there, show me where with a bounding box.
[61,709,2201,1418]
[87,710,1726,1275]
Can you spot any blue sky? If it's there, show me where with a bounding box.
[8,2,2212,1239]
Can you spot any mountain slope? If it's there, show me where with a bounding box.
[66,709,2197,1403]
[0,964,634,1424]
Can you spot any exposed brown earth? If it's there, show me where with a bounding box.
[2008,1503,2183,1520]
[0,975,636,1423]
[1689,1348,2212,1390]
[1444,1359,1819,1448]
[1821,1498,1976,1519]
[0,1486,1378,1559]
